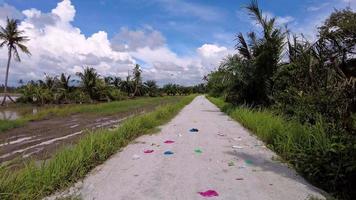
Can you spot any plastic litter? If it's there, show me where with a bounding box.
[164,140,175,144]
[228,161,234,166]
[232,145,244,149]
[144,150,154,154]
[198,190,219,197]
[164,151,174,155]
[190,128,199,132]
[194,148,202,154]
[217,133,225,136]
[132,154,140,160]
[245,159,253,165]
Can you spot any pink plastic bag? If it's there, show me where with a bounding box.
[164,140,175,144]
[198,190,219,197]
[144,150,154,154]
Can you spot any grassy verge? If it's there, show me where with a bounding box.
[0,95,196,200]
[207,96,355,200]
[0,96,184,132]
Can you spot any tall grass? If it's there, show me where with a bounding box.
[208,96,356,199]
[0,95,196,200]
[0,96,183,133]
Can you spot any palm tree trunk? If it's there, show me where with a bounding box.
[1,48,14,106]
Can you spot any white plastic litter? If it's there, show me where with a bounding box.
[132,154,140,160]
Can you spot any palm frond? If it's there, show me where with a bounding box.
[235,33,252,60]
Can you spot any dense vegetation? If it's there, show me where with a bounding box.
[0,95,196,200]
[12,65,205,105]
[206,1,355,199]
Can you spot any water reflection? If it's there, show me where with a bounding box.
[0,107,39,120]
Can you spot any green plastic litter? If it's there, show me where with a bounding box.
[245,160,253,165]
[228,161,235,166]
[194,148,202,154]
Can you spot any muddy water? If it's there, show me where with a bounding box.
[0,107,39,120]
[0,107,151,164]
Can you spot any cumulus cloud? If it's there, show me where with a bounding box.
[131,44,230,86]
[0,0,230,86]
[0,3,23,26]
[111,26,166,51]
[0,0,135,85]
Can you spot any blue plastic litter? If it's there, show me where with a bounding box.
[164,151,174,155]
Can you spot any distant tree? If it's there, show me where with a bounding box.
[144,80,158,97]
[132,64,142,96]
[120,75,133,96]
[76,67,100,100]
[0,18,30,105]
[112,77,122,89]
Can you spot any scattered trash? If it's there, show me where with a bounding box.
[235,178,244,180]
[228,161,234,166]
[198,190,219,197]
[164,140,175,144]
[164,151,174,155]
[232,145,244,149]
[194,148,202,154]
[190,128,199,132]
[217,133,225,136]
[245,160,253,165]
[151,143,160,147]
[238,166,246,169]
[144,150,154,154]
[178,134,183,137]
[132,154,140,160]
[233,138,242,141]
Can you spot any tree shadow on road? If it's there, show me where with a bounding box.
[223,150,327,197]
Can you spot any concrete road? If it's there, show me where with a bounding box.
[74,96,325,200]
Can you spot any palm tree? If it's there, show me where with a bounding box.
[120,75,133,96]
[144,80,158,97]
[0,18,30,105]
[76,67,99,100]
[132,64,142,97]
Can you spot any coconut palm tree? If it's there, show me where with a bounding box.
[144,80,158,97]
[132,64,142,97]
[0,18,30,105]
[76,67,99,100]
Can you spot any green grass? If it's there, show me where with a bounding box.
[207,96,329,161]
[0,96,184,133]
[0,95,196,200]
[207,96,355,199]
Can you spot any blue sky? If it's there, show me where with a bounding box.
[0,0,355,85]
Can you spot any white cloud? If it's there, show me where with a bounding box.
[111,27,166,51]
[0,0,230,86]
[154,0,224,22]
[51,0,75,23]
[0,3,23,26]
[131,44,230,85]
[307,2,330,11]
[0,0,135,85]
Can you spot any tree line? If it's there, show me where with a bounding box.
[14,64,205,105]
[206,0,355,199]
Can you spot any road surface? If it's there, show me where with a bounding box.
[53,96,325,200]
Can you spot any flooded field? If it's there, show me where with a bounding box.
[0,108,149,164]
[0,106,39,120]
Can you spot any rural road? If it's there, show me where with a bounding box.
[65,96,325,200]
